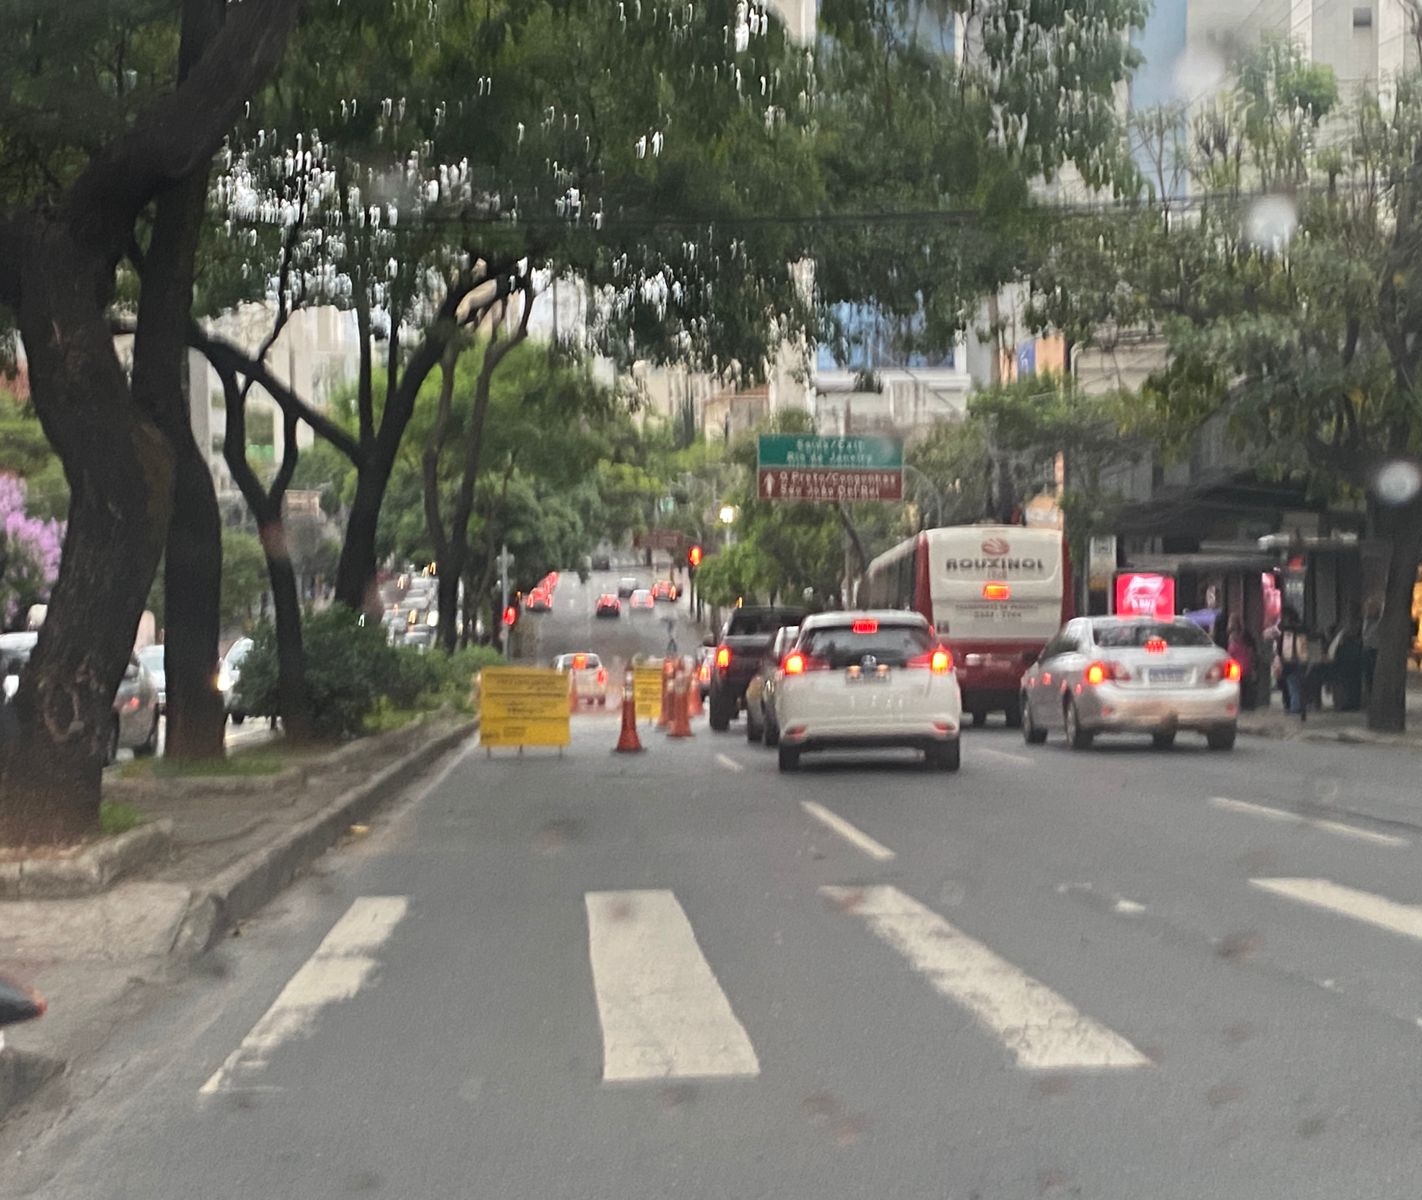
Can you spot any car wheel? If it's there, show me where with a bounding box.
[231,712,246,726]
[926,739,961,772]
[971,710,987,728]
[1022,695,1048,745]
[104,719,120,767]
[1151,731,1176,750]
[135,712,159,757]
[1064,700,1094,750]
[1004,698,1023,729]
[1206,726,1237,751]
[746,710,763,743]
[708,690,733,732]
[764,718,780,748]
[777,744,801,772]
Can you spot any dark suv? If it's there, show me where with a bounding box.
[706,606,808,731]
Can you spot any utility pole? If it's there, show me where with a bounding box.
[499,543,511,661]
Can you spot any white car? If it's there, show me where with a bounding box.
[1021,616,1240,750]
[219,637,254,724]
[774,611,962,772]
[553,652,609,706]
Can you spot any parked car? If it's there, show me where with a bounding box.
[774,611,961,772]
[745,626,799,745]
[595,594,622,619]
[113,655,161,761]
[706,605,808,730]
[137,644,167,712]
[219,637,254,725]
[1020,616,1240,751]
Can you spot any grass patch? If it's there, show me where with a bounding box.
[117,740,325,780]
[99,799,145,836]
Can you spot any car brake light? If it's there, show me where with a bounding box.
[851,618,879,634]
[982,582,1011,601]
[1085,661,1110,685]
[122,695,141,712]
[930,648,953,673]
[597,668,607,685]
[1143,637,1167,654]
[1224,658,1242,682]
[783,652,806,675]
[715,646,731,671]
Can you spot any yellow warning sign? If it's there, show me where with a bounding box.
[480,667,571,748]
[633,665,664,722]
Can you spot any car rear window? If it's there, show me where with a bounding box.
[802,622,932,668]
[1092,621,1213,648]
[725,610,807,636]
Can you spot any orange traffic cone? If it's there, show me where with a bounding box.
[613,672,645,753]
[666,671,694,738]
[655,658,676,728]
[687,664,704,717]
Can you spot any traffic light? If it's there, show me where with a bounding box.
[687,544,703,569]
[502,604,518,628]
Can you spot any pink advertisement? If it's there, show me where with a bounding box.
[1115,572,1176,619]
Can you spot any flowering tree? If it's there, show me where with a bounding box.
[0,474,62,628]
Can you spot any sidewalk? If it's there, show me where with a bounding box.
[1238,675,1422,748]
[0,713,475,1120]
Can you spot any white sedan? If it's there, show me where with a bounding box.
[553,652,609,706]
[774,611,962,772]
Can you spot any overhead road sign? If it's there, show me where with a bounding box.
[757,435,903,503]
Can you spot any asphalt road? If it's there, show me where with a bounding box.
[9,582,1422,1198]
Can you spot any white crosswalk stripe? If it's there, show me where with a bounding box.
[200,896,409,1095]
[822,885,1149,1070]
[1251,877,1422,941]
[585,889,760,1083]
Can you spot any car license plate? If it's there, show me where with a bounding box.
[1150,668,1186,683]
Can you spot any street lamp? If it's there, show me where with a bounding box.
[718,504,738,548]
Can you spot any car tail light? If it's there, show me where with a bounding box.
[982,582,1011,601]
[715,646,731,671]
[1143,637,1168,654]
[697,663,710,683]
[851,618,879,634]
[597,668,607,685]
[908,646,954,673]
[783,652,806,675]
[122,695,141,712]
[1207,659,1242,683]
[1084,660,1132,684]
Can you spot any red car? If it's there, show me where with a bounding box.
[651,580,679,602]
[595,594,622,618]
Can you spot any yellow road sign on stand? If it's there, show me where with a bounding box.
[480,667,571,749]
[633,665,664,723]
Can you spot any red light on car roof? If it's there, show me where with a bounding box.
[982,582,1011,601]
[851,618,879,634]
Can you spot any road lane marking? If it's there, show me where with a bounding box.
[715,753,744,772]
[585,890,759,1082]
[200,896,409,1095]
[800,801,896,862]
[974,746,1034,767]
[1251,878,1422,940]
[1210,797,1408,847]
[821,885,1149,1070]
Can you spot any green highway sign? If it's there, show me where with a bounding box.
[757,434,904,471]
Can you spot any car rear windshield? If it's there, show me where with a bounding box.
[725,610,806,636]
[802,622,932,668]
[1092,621,1213,648]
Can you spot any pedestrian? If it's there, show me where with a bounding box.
[1328,608,1365,711]
[1361,598,1383,698]
[1227,615,1258,710]
[1277,606,1309,717]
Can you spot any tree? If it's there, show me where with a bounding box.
[1027,39,1422,730]
[220,529,268,630]
[0,0,300,841]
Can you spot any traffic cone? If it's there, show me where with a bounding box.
[613,673,645,753]
[687,663,704,717]
[666,670,694,738]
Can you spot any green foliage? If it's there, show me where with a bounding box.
[221,528,268,628]
[98,799,144,837]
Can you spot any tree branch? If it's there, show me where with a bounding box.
[271,409,301,503]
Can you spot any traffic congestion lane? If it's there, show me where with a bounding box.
[12,720,1422,1199]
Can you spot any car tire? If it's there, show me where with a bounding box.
[971,710,987,728]
[135,713,159,757]
[1206,726,1237,751]
[764,718,780,748]
[1022,696,1048,745]
[231,712,246,726]
[746,710,763,743]
[1004,698,1023,729]
[927,739,961,772]
[1151,731,1176,750]
[708,690,733,732]
[777,744,800,772]
[104,719,120,767]
[1064,700,1094,750]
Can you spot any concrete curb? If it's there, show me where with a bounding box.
[0,1046,62,1116]
[0,821,174,900]
[1239,720,1420,749]
[170,718,476,958]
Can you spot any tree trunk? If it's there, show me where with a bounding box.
[261,519,314,744]
[334,468,386,616]
[1366,501,1422,733]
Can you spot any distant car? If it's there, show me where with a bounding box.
[137,644,167,712]
[526,588,552,613]
[595,594,622,619]
[651,580,679,602]
[696,646,714,701]
[554,652,609,706]
[402,627,435,653]
[591,555,612,572]
[1021,616,1240,751]
[774,611,961,772]
[745,626,799,746]
[540,572,560,592]
[617,576,639,598]
[629,588,655,610]
[112,655,161,762]
[219,637,254,725]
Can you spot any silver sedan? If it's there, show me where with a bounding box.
[1020,616,1240,751]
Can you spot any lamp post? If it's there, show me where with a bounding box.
[718,504,738,547]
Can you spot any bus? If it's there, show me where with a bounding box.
[862,525,1071,726]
